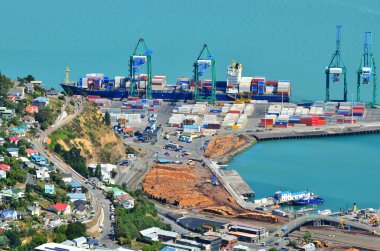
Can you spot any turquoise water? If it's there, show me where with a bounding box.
[228,134,380,211]
[1,0,380,101]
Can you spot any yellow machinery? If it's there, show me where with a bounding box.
[234,92,251,103]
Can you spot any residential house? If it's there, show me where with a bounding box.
[116,193,135,209]
[73,236,87,248]
[25,105,39,114]
[19,156,30,163]
[0,170,6,179]
[0,222,9,233]
[44,184,55,194]
[7,95,16,102]
[53,203,71,215]
[67,193,86,202]
[6,148,19,157]
[61,173,72,183]
[1,109,13,120]
[24,161,35,168]
[68,181,82,192]
[111,187,126,197]
[24,82,34,93]
[73,200,87,215]
[37,170,50,181]
[16,210,28,219]
[21,115,35,125]
[46,88,61,98]
[7,88,25,100]
[0,137,5,146]
[25,148,39,157]
[9,136,20,145]
[27,203,41,216]
[0,164,11,172]
[11,127,27,137]
[33,97,49,107]
[31,155,47,164]
[1,210,18,221]
[0,156,4,162]
[30,80,43,87]
[0,188,25,201]
[11,188,25,198]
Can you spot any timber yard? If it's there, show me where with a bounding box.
[56,30,380,251]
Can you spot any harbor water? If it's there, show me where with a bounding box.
[1,0,380,102]
[228,134,380,212]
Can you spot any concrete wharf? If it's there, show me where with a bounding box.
[251,123,380,142]
[220,169,255,199]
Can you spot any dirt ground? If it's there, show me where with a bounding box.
[142,162,245,215]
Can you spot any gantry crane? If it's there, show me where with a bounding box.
[129,38,153,98]
[193,44,216,103]
[325,25,347,102]
[357,32,377,107]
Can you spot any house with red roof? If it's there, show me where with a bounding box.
[7,95,16,102]
[0,164,10,172]
[25,105,38,114]
[25,149,38,157]
[8,137,20,145]
[53,203,71,215]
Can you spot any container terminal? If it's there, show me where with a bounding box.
[62,32,380,249]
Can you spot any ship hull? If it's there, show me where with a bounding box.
[293,197,324,205]
[61,84,290,102]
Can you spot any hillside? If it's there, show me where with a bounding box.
[48,102,125,164]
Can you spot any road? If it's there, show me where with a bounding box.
[33,97,114,245]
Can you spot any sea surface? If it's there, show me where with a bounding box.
[228,134,380,212]
[1,1,380,211]
[1,0,380,102]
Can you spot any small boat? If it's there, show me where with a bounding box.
[293,196,324,205]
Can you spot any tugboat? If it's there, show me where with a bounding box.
[293,195,324,205]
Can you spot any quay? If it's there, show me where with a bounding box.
[251,123,380,141]
[220,169,255,200]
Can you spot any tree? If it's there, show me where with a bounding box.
[5,230,21,248]
[54,143,62,154]
[66,222,87,240]
[95,164,102,180]
[303,231,313,243]
[268,248,278,251]
[0,235,9,248]
[104,111,111,126]
[28,234,47,249]
[289,239,299,248]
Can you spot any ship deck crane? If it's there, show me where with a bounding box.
[193,44,216,103]
[325,25,347,102]
[129,38,153,98]
[357,32,377,107]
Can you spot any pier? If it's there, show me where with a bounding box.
[251,123,380,142]
[220,169,255,200]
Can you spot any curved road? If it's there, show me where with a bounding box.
[33,97,113,244]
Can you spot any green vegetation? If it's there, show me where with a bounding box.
[66,222,87,240]
[104,111,111,126]
[303,231,313,243]
[54,146,89,178]
[114,190,171,246]
[0,222,86,251]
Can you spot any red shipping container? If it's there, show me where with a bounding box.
[228,110,241,114]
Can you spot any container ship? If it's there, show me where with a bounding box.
[60,61,291,102]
